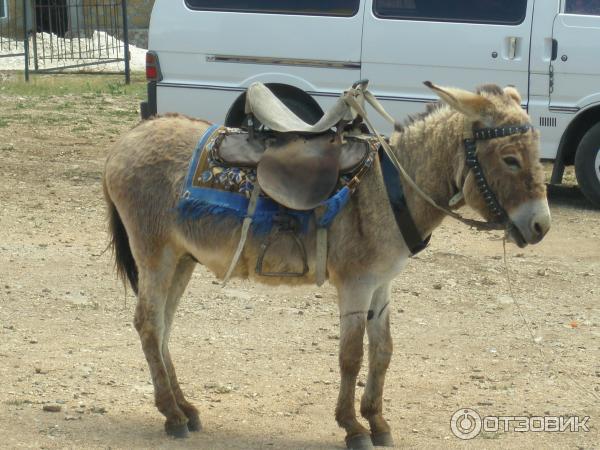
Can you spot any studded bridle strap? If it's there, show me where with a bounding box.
[473,125,533,140]
[463,124,533,225]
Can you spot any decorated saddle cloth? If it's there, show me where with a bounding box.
[177,124,376,233]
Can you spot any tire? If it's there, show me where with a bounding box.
[574,122,600,208]
[140,101,151,120]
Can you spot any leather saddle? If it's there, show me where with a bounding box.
[216,81,372,210]
[216,131,372,210]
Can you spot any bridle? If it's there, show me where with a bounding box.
[462,124,533,227]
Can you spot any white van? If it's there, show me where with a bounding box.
[141,0,600,207]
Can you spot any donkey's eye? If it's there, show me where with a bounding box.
[502,156,521,171]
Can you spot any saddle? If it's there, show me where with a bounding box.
[214,81,383,285]
[215,81,372,210]
[216,131,373,210]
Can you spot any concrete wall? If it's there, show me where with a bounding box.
[125,0,154,48]
[0,0,27,40]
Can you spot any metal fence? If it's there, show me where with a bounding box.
[30,0,130,82]
[0,0,29,79]
[0,0,130,83]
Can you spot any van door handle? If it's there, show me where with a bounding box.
[507,37,517,59]
[551,39,558,61]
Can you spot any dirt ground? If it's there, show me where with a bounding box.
[0,74,599,450]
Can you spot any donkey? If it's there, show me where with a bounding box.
[103,82,550,449]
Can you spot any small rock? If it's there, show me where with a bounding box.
[496,295,513,305]
[536,268,548,277]
[90,405,107,414]
[357,380,366,387]
[433,283,443,290]
[64,415,78,421]
[314,294,323,299]
[43,404,62,413]
[29,338,38,344]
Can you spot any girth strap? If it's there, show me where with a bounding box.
[379,147,430,255]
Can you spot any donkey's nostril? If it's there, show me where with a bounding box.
[531,217,550,240]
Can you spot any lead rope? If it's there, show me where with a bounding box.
[343,91,503,231]
[502,238,600,405]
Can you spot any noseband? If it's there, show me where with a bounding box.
[463,124,533,226]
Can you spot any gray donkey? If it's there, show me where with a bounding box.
[103,82,550,449]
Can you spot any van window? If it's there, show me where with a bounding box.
[185,0,360,17]
[565,0,600,15]
[373,0,527,25]
[0,0,7,19]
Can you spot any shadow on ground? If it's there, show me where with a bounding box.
[547,184,598,211]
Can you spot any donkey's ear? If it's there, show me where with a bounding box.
[423,81,495,121]
[503,86,522,105]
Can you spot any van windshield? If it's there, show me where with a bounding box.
[185,0,360,17]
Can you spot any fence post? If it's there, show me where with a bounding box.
[121,0,130,84]
[23,0,29,81]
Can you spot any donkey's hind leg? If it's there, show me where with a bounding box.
[161,256,201,432]
[134,248,189,438]
[335,283,375,450]
[360,283,394,447]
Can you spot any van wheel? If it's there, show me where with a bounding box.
[574,122,600,208]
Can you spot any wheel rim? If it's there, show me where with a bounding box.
[596,147,600,182]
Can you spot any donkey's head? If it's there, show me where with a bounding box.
[425,81,550,247]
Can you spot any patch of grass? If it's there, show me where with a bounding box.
[111,109,138,117]
[56,101,75,110]
[0,72,146,98]
[0,118,8,128]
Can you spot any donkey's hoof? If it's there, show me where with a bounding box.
[187,415,202,432]
[371,432,394,447]
[165,421,189,438]
[346,433,374,450]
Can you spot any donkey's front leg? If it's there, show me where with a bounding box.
[335,283,374,450]
[360,283,394,447]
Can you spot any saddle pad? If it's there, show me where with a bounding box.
[177,125,373,232]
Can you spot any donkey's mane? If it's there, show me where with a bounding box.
[398,102,444,131]
[475,83,504,96]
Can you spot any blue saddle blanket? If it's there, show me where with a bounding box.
[176,124,354,233]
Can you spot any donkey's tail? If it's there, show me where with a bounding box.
[103,180,139,295]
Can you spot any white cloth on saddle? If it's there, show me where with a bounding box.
[244,82,363,133]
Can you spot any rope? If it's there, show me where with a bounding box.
[502,238,600,405]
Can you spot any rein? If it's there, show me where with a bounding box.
[344,90,531,232]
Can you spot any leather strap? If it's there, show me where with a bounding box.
[379,147,430,255]
[222,183,262,286]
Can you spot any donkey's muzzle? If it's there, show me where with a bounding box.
[508,199,551,246]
